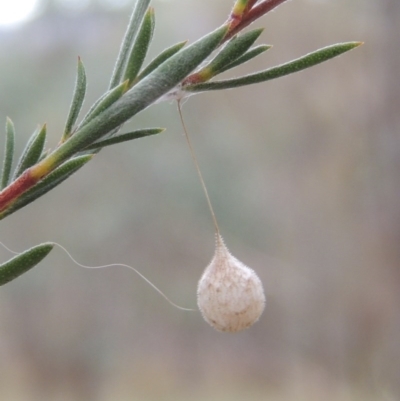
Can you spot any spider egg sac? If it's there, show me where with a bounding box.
[197,236,266,332]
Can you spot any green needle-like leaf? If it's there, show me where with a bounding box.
[135,41,187,82]
[204,28,264,77]
[40,25,228,166]
[124,7,155,85]
[1,118,15,189]
[217,44,271,74]
[62,57,86,141]
[79,80,129,129]
[109,0,151,89]
[84,128,164,150]
[0,155,92,219]
[0,242,54,286]
[185,42,363,92]
[12,124,47,179]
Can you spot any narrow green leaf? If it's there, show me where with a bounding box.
[38,149,50,162]
[79,80,129,129]
[41,25,228,166]
[135,41,187,82]
[12,124,47,179]
[84,128,164,150]
[0,242,54,286]
[124,7,155,84]
[185,42,363,92]
[1,118,15,189]
[109,0,151,89]
[62,57,87,141]
[217,44,271,74]
[204,28,264,77]
[0,155,92,219]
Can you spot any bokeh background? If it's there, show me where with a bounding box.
[0,0,399,400]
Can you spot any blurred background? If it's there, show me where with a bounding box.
[0,0,399,400]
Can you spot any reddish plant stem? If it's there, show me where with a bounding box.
[227,1,248,32]
[228,13,243,32]
[0,170,39,213]
[245,0,259,13]
[226,0,288,40]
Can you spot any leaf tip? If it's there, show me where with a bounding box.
[43,242,55,250]
[5,117,14,128]
[343,41,364,50]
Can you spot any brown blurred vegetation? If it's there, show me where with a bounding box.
[0,0,399,400]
